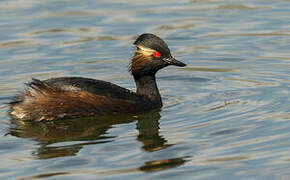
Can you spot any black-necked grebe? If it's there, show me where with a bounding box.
[9,33,186,121]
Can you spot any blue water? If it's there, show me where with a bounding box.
[0,0,290,179]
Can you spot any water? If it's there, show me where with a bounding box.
[0,0,290,179]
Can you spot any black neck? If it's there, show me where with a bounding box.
[133,74,162,107]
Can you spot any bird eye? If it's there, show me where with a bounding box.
[153,51,161,58]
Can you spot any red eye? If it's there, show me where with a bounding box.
[153,51,161,58]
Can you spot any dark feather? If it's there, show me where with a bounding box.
[9,78,155,121]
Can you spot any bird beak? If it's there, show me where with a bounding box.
[163,57,186,67]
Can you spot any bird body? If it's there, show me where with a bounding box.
[9,33,186,121]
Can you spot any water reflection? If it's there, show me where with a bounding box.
[9,110,172,159]
[137,112,172,152]
[139,157,188,172]
[19,156,189,179]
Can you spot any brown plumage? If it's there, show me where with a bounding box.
[129,45,154,73]
[10,79,137,121]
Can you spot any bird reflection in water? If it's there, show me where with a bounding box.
[9,110,169,159]
[136,111,172,152]
[9,110,188,172]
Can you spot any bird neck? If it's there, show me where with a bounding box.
[133,74,162,107]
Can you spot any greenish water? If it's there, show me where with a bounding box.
[0,0,290,179]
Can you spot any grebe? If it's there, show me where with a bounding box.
[9,33,186,121]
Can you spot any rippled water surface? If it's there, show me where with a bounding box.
[1,0,290,179]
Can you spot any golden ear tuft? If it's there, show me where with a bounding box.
[136,45,155,56]
[129,50,152,73]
